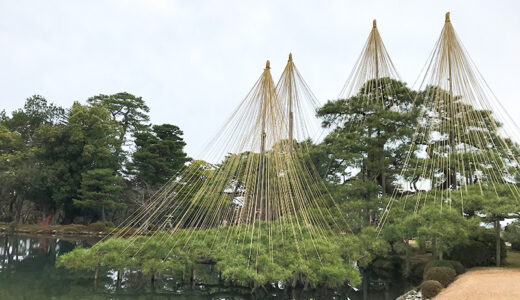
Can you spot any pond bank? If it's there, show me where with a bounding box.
[0,223,127,237]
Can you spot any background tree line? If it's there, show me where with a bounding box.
[0,93,189,225]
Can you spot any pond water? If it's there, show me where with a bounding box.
[0,234,411,299]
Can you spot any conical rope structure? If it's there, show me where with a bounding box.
[318,20,418,231]
[378,12,520,231]
[85,56,350,281]
[339,20,402,100]
[56,14,520,287]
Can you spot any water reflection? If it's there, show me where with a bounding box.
[0,234,409,300]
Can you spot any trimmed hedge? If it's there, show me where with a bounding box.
[423,266,456,287]
[449,260,465,275]
[476,229,507,265]
[424,260,465,276]
[448,240,489,267]
[448,230,506,268]
[421,280,443,299]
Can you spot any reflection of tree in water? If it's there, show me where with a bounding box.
[0,235,92,299]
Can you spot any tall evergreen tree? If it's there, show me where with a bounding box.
[74,168,124,222]
[131,124,190,192]
[316,78,421,224]
[87,92,150,143]
[37,102,122,223]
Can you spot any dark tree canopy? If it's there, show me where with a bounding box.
[131,124,190,189]
[317,78,421,201]
[87,92,150,142]
[0,94,160,224]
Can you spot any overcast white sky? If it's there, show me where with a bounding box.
[1,0,519,157]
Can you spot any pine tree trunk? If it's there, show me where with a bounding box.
[437,237,443,260]
[405,240,411,277]
[381,151,386,198]
[362,274,368,300]
[8,194,17,222]
[384,280,390,300]
[94,267,98,288]
[432,238,437,259]
[101,205,106,222]
[190,268,195,289]
[495,218,501,267]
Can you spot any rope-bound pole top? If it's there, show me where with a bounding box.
[445,12,451,23]
[288,53,293,62]
[265,60,270,69]
[373,19,377,28]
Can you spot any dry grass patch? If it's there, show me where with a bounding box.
[434,268,520,300]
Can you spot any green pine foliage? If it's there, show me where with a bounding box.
[317,78,421,203]
[74,168,125,222]
[131,124,190,188]
[58,222,385,290]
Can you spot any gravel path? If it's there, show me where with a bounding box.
[434,268,520,300]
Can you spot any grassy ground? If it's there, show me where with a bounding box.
[434,249,520,300]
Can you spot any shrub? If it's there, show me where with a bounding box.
[423,266,456,287]
[87,222,106,232]
[448,240,490,268]
[448,260,465,275]
[475,229,507,265]
[449,229,507,267]
[424,260,464,275]
[421,280,443,299]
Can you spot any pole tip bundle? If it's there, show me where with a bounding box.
[288,53,293,62]
[445,12,451,23]
[265,60,270,69]
[373,19,377,28]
